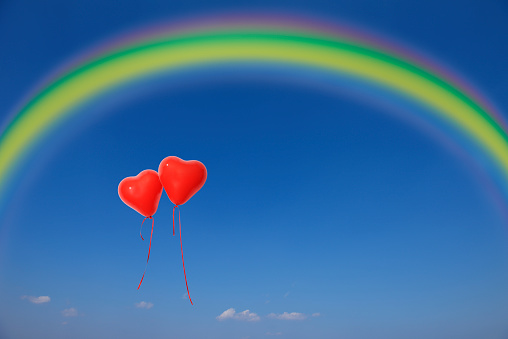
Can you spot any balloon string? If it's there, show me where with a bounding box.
[177,206,193,305]
[139,216,150,241]
[137,216,154,290]
[172,206,176,236]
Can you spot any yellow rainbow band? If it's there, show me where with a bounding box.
[1,30,507,204]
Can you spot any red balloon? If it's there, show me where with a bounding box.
[158,156,207,206]
[118,169,163,217]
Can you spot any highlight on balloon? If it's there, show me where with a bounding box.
[118,156,207,305]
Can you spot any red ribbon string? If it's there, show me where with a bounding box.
[176,206,193,305]
[137,216,154,290]
[139,216,150,241]
[172,205,176,236]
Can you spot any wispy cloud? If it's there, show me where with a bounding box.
[267,312,307,320]
[283,291,290,298]
[135,301,154,309]
[266,332,282,336]
[312,312,321,317]
[216,308,260,322]
[21,295,50,304]
[62,308,78,317]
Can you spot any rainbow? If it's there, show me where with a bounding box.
[1,15,507,216]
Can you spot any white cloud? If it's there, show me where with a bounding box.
[312,312,321,317]
[216,308,260,322]
[135,301,154,309]
[266,332,282,336]
[62,308,78,317]
[21,295,50,304]
[217,308,236,320]
[236,309,260,321]
[267,312,307,320]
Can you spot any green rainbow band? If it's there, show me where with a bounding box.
[1,29,508,202]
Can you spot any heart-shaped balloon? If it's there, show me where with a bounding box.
[118,169,163,217]
[158,156,207,206]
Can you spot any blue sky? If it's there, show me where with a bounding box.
[1,1,508,338]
